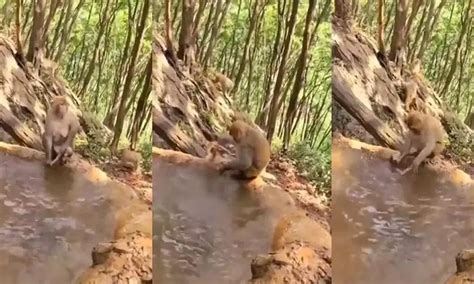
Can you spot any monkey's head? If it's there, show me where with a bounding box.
[405,111,423,135]
[51,96,69,117]
[228,120,248,143]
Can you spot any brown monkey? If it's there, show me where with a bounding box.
[205,142,221,161]
[120,149,141,171]
[393,111,446,175]
[232,111,266,135]
[411,59,421,76]
[217,120,271,180]
[213,72,234,93]
[205,140,234,162]
[404,79,418,111]
[43,96,80,166]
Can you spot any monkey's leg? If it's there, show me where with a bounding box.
[59,147,73,165]
[44,136,54,165]
[50,146,67,166]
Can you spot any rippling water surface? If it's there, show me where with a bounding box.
[332,146,474,284]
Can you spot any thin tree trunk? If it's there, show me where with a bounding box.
[78,0,112,97]
[377,0,385,53]
[440,0,470,95]
[26,0,46,62]
[233,1,262,94]
[130,55,152,149]
[110,0,150,153]
[388,0,408,60]
[283,0,317,149]
[266,0,298,142]
[177,0,196,60]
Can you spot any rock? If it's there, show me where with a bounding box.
[445,249,474,284]
[456,250,474,273]
[92,243,113,265]
[250,212,331,283]
[271,212,331,252]
[78,232,152,284]
[250,241,331,284]
[114,204,152,239]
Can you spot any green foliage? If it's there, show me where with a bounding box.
[138,139,152,172]
[444,115,474,165]
[287,141,332,201]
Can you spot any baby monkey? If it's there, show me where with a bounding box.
[43,96,80,166]
[120,149,141,171]
[393,111,446,175]
[217,120,271,180]
[213,72,234,94]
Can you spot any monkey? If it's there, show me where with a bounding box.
[231,111,266,135]
[42,96,80,166]
[213,72,234,94]
[120,149,141,171]
[217,120,271,180]
[411,58,421,76]
[404,79,418,111]
[392,111,446,175]
[395,47,407,75]
[205,143,220,161]
[205,140,234,162]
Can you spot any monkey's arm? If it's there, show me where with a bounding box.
[411,139,436,169]
[399,138,435,175]
[62,121,79,150]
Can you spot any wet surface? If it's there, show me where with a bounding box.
[332,146,474,284]
[0,153,117,284]
[153,158,278,284]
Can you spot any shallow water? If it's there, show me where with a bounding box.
[332,146,474,284]
[0,153,117,283]
[153,158,278,284]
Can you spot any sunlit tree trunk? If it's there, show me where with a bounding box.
[26,0,45,62]
[388,0,408,61]
[283,0,317,149]
[266,0,298,143]
[110,0,150,153]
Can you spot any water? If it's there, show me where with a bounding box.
[153,158,279,284]
[332,146,474,284]
[0,153,118,283]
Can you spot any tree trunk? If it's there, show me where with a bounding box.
[388,0,408,61]
[233,0,262,95]
[416,0,435,61]
[201,0,231,69]
[130,55,152,149]
[26,0,46,62]
[334,0,351,21]
[110,0,150,153]
[282,0,317,149]
[440,0,470,96]
[377,0,385,53]
[266,0,298,142]
[177,0,196,60]
[78,0,112,97]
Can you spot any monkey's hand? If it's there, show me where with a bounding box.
[397,166,412,176]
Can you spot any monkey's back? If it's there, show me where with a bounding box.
[247,127,271,171]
